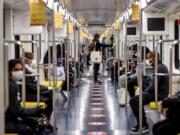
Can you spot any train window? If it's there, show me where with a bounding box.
[147,18,165,31]
[127,27,136,35]
[174,19,180,69]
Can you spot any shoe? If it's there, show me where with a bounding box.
[131,125,138,130]
[98,79,102,83]
[130,125,149,134]
[46,124,58,131]
[97,80,102,84]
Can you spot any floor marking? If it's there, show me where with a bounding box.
[93,88,101,90]
[87,132,107,135]
[92,91,103,93]
[92,98,103,101]
[89,114,107,118]
[88,122,107,126]
[91,94,102,96]
[90,108,105,111]
[91,103,104,105]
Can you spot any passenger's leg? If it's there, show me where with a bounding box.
[6,121,34,135]
[93,64,99,82]
[129,93,154,127]
[127,77,138,97]
[41,91,53,119]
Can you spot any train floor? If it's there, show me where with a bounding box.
[53,77,155,135]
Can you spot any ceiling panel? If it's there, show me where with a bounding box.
[4,0,29,10]
[64,0,130,25]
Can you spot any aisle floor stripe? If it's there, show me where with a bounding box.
[88,122,107,126]
[90,108,105,111]
[91,103,104,105]
[87,132,107,135]
[90,114,107,118]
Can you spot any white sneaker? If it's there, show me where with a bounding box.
[130,125,149,134]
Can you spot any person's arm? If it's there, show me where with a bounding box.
[144,64,168,93]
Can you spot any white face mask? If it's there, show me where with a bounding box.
[146,59,151,66]
[12,71,23,81]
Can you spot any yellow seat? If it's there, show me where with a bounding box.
[5,134,18,135]
[21,102,46,109]
[41,81,64,90]
[149,102,158,110]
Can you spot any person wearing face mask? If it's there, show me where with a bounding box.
[24,52,53,125]
[127,45,150,98]
[6,59,45,135]
[129,52,169,134]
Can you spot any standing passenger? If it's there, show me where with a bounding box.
[93,34,103,84]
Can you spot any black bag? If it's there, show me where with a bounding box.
[21,114,49,134]
[162,91,180,118]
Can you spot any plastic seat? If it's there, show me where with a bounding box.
[5,134,18,135]
[21,102,46,109]
[41,81,64,90]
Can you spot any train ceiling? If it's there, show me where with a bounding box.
[63,0,131,26]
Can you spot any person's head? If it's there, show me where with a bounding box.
[25,52,34,65]
[9,59,23,81]
[130,60,137,69]
[130,44,138,54]
[146,52,159,67]
[94,34,100,42]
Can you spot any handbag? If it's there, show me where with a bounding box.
[49,65,66,81]
[90,43,102,63]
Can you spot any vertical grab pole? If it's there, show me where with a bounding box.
[36,42,40,105]
[169,44,173,96]
[138,4,143,133]
[4,43,9,110]
[74,27,77,86]
[52,1,57,132]
[154,44,158,104]
[114,31,116,87]
[21,45,26,107]
[117,30,120,88]
[67,21,70,103]
[78,30,81,79]
[143,36,147,76]
[124,22,128,108]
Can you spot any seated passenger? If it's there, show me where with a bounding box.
[43,44,63,80]
[119,59,136,88]
[6,59,44,135]
[24,52,53,120]
[129,52,169,134]
[127,46,150,98]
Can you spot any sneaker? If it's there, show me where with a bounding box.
[98,79,102,83]
[131,125,138,130]
[130,125,149,134]
[97,80,102,84]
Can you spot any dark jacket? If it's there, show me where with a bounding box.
[95,41,113,51]
[145,63,169,99]
[6,78,41,121]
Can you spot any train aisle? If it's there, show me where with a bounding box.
[55,75,151,135]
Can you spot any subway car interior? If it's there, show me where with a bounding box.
[1,0,180,135]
